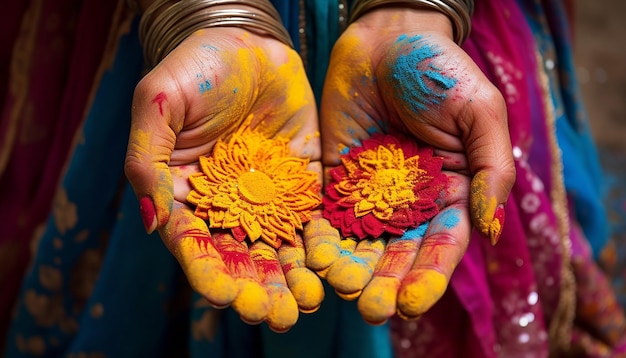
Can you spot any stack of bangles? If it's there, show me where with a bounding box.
[135,0,473,68]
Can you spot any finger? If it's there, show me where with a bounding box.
[397,203,471,320]
[325,238,385,300]
[279,225,325,314]
[212,231,270,324]
[433,148,469,174]
[249,240,299,333]
[357,224,427,325]
[304,212,343,277]
[159,201,237,308]
[461,85,515,245]
[125,75,185,234]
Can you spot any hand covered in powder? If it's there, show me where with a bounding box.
[124,28,324,332]
[306,8,515,324]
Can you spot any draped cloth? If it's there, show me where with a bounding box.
[1,0,624,357]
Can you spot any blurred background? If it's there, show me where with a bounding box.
[574,1,626,303]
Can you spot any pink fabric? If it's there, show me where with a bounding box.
[391,0,626,356]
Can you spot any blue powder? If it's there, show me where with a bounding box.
[199,80,211,94]
[201,44,218,51]
[401,222,429,240]
[429,208,461,234]
[391,35,457,114]
[366,125,380,135]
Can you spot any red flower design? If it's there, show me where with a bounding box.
[323,133,447,239]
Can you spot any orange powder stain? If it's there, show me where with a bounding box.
[187,126,322,249]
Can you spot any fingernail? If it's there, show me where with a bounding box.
[139,196,158,233]
[490,204,505,246]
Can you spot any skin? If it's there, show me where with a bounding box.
[127,4,515,328]
[124,27,324,332]
[305,8,515,323]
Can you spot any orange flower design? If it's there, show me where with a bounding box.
[187,127,322,249]
[323,133,447,239]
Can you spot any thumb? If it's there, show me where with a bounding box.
[462,86,515,245]
[125,77,184,233]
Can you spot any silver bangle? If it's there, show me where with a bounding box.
[349,0,473,45]
[139,0,293,68]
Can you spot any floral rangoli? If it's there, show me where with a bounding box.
[187,127,321,249]
[323,133,447,239]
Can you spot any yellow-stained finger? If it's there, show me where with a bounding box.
[397,205,470,319]
[326,238,385,300]
[304,213,343,276]
[159,202,237,308]
[213,231,270,324]
[249,240,299,332]
[357,224,427,324]
[279,230,324,314]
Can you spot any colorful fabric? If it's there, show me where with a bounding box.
[0,0,134,349]
[391,0,626,356]
[1,0,624,357]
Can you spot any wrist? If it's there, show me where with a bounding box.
[349,0,473,45]
[354,7,454,41]
[139,0,293,68]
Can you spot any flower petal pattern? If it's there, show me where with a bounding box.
[187,127,322,248]
[323,133,447,239]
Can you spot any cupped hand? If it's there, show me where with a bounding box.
[124,28,324,332]
[306,8,515,324]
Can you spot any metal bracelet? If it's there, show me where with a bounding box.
[349,0,473,45]
[139,0,293,68]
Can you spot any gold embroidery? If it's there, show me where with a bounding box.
[536,51,576,355]
[15,334,46,355]
[53,187,78,235]
[38,265,63,291]
[90,303,104,319]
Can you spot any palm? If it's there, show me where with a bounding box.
[126,28,323,332]
[307,18,512,324]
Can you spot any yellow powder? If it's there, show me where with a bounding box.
[177,236,237,308]
[285,268,324,313]
[326,239,385,298]
[326,33,374,101]
[358,276,401,325]
[265,285,299,333]
[232,278,270,324]
[470,171,501,243]
[397,269,447,319]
